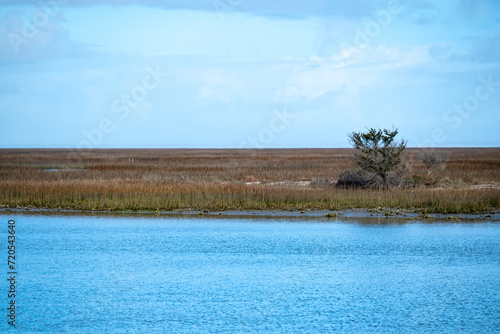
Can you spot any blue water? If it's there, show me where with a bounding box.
[1,213,500,333]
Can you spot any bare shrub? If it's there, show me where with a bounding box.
[336,169,378,188]
[336,168,410,189]
[419,150,450,175]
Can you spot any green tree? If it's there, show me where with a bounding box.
[348,128,407,188]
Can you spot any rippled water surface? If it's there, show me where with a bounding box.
[2,213,500,333]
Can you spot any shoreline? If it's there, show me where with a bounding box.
[2,207,499,221]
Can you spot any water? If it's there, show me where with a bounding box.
[1,212,499,333]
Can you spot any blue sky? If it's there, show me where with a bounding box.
[0,0,499,148]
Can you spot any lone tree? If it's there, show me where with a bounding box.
[348,128,407,188]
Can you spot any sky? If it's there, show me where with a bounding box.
[0,0,499,148]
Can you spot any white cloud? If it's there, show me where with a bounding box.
[277,44,431,102]
[195,70,245,103]
[0,8,88,62]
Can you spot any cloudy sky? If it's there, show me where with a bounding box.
[0,0,499,148]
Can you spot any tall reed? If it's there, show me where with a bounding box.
[1,148,499,213]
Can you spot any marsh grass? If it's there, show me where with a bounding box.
[1,148,499,213]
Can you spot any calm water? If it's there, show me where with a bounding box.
[1,213,499,333]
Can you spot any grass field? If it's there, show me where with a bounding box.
[1,148,499,213]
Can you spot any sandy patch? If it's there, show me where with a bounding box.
[245,181,312,186]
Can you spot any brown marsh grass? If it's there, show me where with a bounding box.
[1,148,499,213]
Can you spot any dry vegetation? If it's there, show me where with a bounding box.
[0,148,499,213]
